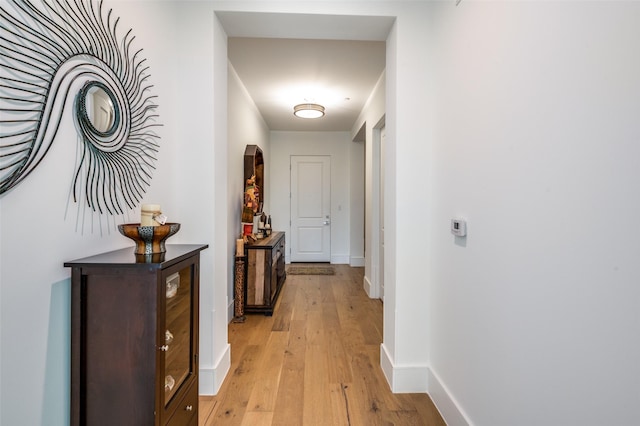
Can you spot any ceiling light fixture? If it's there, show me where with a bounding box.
[293,103,325,119]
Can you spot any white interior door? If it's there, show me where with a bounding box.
[290,156,331,262]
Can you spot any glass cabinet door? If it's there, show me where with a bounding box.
[163,266,193,406]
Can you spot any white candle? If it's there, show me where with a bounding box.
[236,239,244,257]
[141,204,161,226]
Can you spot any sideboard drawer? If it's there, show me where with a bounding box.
[166,379,198,426]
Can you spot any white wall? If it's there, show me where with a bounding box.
[10,2,638,426]
[352,71,386,296]
[348,138,365,267]
[2,2,438,424]
[0,2,188,424]
[270,131,352,264]
[378,5,434,391]
[228,63,270,320]
[428,2,640,425]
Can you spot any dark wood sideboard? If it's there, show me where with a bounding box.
[65,244,208,426]
[244,231,286,315]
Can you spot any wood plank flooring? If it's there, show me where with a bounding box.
[199,264,445,426]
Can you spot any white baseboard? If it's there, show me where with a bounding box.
[227,298,234,322]
[380,342,394,386]
[380,345,470,425]
[199,343,231,395]
[364,275,374,297]
[350,256,365,267]
[379,343,428,392]
[428,368,471,426]
[330,254,350,264]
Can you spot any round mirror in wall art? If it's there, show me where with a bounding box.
[77,82,119,135]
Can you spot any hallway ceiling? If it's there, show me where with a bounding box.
[228,37,386,132]
[218,9,391,133]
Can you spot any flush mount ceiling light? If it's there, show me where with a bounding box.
[293,103,325,119]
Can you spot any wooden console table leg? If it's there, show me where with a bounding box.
[232,256,246,323]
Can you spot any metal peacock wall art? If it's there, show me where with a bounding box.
[0,0,161,217]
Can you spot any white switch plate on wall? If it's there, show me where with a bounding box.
[451,218,467,237]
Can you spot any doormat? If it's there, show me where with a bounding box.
[287,266,335,275]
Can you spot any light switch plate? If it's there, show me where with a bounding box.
[451,218,467,237]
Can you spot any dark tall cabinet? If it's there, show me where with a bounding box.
[65,244,208,426]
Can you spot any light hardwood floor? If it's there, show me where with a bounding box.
[199,264,445,426]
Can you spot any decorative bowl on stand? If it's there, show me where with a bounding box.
[118,223,181,255]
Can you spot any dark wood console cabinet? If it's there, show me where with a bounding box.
[245,231,286,315]
[65,244,208,426]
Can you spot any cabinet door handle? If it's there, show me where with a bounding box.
[159,345,169,352]
[185,405,193,411]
